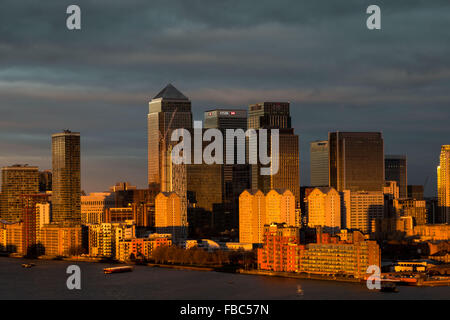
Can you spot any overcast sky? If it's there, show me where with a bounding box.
[0,0,449,195]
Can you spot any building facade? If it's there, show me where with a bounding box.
[437,145,450,223]
[385,155,407,198]
[342,190,384,234]
[155,192,186,243]
[306,187,341,233]
[257,224,380,279]
[0,165,39,222]
[81,192,115,225]
[247,102,300,204]
[310,140,329,186]
[239,189,296,244]
[52,130,81,223]
[147,84,193,190]
[329,132,384,193]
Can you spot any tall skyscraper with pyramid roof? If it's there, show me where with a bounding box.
[147,84,193,189]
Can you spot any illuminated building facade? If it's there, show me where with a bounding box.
[0,165,39,222]
[437,145,450,223]
[306,187,341,233]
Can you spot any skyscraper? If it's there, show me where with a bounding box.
[329,132,384,193]
[385,155,407,198]
[147,84,193,190]
[342,190,384,234]
[0,165,39,222]
[52,130,81,224]
[247,102,300,203]
[310,140,329,186]
[437,145,450,223]
[203,109,250,230]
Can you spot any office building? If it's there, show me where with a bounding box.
[147,84,193,190]
[310,140,329,186]
[81,192,115,225]
[437,145,450,223]
[342,190,384,234]
[247,102,300,203]
[0,221,23,254]
[204,109,250,230]
[306,187,341,233]
[385,155,407,198]
[0,165,39,222]
[52,130,81,224]
[329,132,384,192]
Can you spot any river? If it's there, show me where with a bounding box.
[0,257,448,300]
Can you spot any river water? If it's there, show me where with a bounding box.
[0,257,448,300]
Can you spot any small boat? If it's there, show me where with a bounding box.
[379,281,398,293]
[297,285,304,295]
[104,266,133,274]
[22,263,35,268]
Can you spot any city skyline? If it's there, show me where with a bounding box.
[1,1,450,195]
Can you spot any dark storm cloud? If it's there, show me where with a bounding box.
[0,0,449,194]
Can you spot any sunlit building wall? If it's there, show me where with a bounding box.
[0,165,39,222]
[437,145,450,223]
[306,187,341,233]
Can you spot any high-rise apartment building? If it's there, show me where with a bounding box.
[52,130,81,224]
[306,187,341,233]
[0,165,39,222]
[239,189,296,244]
[310,140,329,186]
[247,102,300,203]
[342,190,384,234]
[147,84,193,190]
[329,132,384,193]
[385,155,407,198]
[437,145,450,223]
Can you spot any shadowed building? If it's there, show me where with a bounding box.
[247,102,300,203]
[204,109,250,230]
[385,155,407,198]
[52,130,81,224]
[329,132,384,193]
[310,140,329,187]
[0,165,39,222]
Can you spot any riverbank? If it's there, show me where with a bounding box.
[238,269,362,283]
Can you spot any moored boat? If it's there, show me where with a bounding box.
[104,266,133,274]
